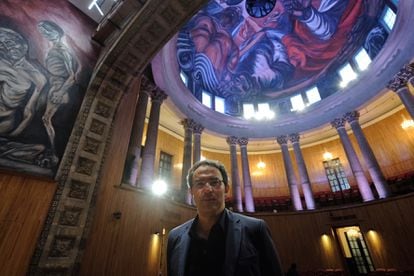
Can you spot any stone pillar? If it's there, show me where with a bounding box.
[331,118,374,201]
[138,88,167,189]
[277,135,303,211]
[387,63,414,119]
[226,136,243,212]
[289,133,315,210]
[192,123,204,164]
[181,118,194,204]
[237,137,255,213]
[344,111,390,198]
[123,77,152,186]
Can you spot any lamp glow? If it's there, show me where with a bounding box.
[323,152,333,161]
[401,119,414,129]
[257,161,266,169]
[152,180,167,196]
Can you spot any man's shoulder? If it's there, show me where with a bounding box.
[228,210,263,226]
[169,218,194,237]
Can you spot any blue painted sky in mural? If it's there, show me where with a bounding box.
[177,0,377,102]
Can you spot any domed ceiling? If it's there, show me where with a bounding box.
[152,0,414,140]
[177,0,380,103]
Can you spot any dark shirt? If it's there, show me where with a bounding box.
[185,211,227,276]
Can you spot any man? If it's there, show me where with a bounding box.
[167,160,283,276]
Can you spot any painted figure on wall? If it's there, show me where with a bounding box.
[37,20,80,163]
[177,0,364,100]
[0,28,47,136]
[0,0,98,176]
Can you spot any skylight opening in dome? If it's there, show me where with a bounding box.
[306,87,321,105]
[354,48,371,71]
[215,96,225,113]
[290,94,305,111]
[257,103,275,119]
[202,91,212,108]
[180,71,188,86]
[382,6,396,31]
[339,63,357,88]
[243,103,255,119]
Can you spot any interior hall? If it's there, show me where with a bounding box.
[0,0,413,275]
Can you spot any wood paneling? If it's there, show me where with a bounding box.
[0,173,56,276]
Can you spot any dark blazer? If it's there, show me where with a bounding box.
[167,209,283,276]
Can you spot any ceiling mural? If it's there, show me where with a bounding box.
[176,0,384,106]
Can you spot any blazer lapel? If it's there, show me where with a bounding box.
[174,222,192,276]
[224,210,242,276]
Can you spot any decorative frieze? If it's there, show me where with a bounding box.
[49,236,76,258]
[75,157,95,176]
[90,119,106,135]
[94,101,112,118]
[83,137,100,154]
[59,206,83,226]
[68,180,90,200]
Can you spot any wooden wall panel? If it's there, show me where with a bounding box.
[155,130,184,190]
[0,173,56,276]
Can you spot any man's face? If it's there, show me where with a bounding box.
[190,165,229,216]
[0,29,27,62]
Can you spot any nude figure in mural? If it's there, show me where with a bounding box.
[0,27,47,135]
[37,20,79,162]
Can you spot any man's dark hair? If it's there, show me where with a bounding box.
[187,159,228,188]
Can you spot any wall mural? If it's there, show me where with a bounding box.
[0,0,99,176]
[177,0,372,103]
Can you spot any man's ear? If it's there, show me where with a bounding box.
[224,184,230,193]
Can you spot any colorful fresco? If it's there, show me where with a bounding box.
[0,0,99,176]
[177,0,374,102]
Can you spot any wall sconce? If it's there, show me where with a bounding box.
[401,119,414,129]
[257,161,266,169]
[323,151,333,161]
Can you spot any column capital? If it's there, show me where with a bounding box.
[181,118,195,130]
[150,87,167,103]
[289,133,300,144]
[237,137,249,147]
[192,122,204,134]
[276,135,288,145]
[387,64,414,92]
[331,118,346,129]
[226,136,238,146]
[344,111,360,124]
[140,76,156,95]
